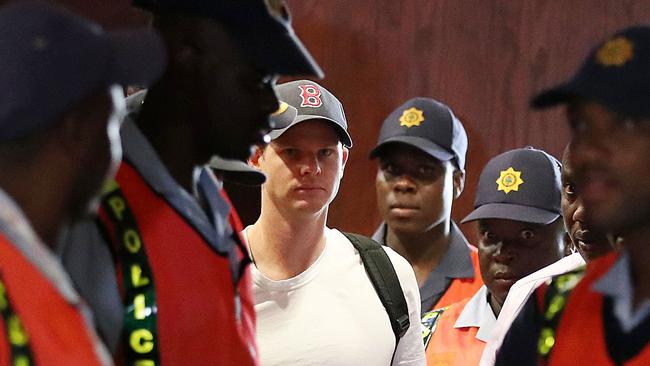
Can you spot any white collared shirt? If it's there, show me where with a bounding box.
[455,285,497,342]
[479,253,586,366]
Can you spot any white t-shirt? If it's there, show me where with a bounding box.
[251,227,425,366]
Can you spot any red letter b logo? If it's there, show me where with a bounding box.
[298,84,322,108]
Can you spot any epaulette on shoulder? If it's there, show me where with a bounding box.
[421,306,449,348]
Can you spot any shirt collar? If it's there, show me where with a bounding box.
[454,285,496,342]
[372,221,475,280]
[121,118,235,255]
[592,250,650,332]
[432,221,476,279]
[371,223,387,244]
[373,221,476,308]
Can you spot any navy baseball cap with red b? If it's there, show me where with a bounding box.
[532,26,650,118]
[369,98,468,171]
[0,1,166,141]
[133,0,323,78]
[461,147,562,225]
[269,80,353,147]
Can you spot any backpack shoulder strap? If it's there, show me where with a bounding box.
[343,232,410,344]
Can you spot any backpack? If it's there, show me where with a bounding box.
[343,232,410,345]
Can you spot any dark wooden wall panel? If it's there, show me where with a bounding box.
[18,0,649,243]
[286,0,649,244]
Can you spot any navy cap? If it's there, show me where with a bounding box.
[532,26,650,118]
[269,80,353,147]
[133,0,323,78]
[0,1,165,141]
[462,147,562,225]
[369,98,468,171]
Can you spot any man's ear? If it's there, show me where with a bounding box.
[249,145,265,168]
[340,147,350,178]
[453,169,465,199]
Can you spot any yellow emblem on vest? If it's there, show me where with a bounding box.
[596,36,634,67]
[496,167,524,194]
[399,107,425,128]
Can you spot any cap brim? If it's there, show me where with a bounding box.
[269,103,298,129]
[531,81,578,109]
[461,203,560,225]
[237,29,323,78]
[268,115,353,147]
[106,29,166,88]
[369,136,454,162]
[209,156,266,186]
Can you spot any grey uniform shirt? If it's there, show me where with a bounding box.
[372,221,477,314]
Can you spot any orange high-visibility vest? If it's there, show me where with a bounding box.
[99,161,257,366]
[0,234,104,366]
[545,253,650,365]
[432,245,483,310]
[424,297,486,366]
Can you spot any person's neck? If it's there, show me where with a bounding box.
[136,85,197,193]
[488,292,503,317]
[621,224,650,309]
[385,220,452,286]
[247,200,328,280]
[0,169,66,249]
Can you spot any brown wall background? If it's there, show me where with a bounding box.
[283,0,649,244]
[35,0,650,244]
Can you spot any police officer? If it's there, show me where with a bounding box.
[496,25,650,365]
[480,142,616,366]
[421,147,565,365]
[0,2,164,365]
[58,1,322,365]
[370,98,482,314]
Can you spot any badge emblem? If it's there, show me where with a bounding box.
[596,36,634,67]
[496,167,524,194]
[399,107,425,128]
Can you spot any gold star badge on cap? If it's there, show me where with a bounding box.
[399,107,425,128]
[596,36,634,67]
[496,167,524,194]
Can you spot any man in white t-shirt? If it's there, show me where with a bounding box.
[245,80,425,366]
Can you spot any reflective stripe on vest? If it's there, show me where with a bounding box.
[537,266,586,360]
[543,253,650,365]
[98,161,257,365]
[423,297,486,366]
[432,245,483,310]
[100,180,160,365]
[0,275,34,366]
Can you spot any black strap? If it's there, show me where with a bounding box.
[100,180,161,366]
[343,232,410,345]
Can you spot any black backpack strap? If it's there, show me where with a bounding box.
[343,232,410,345]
